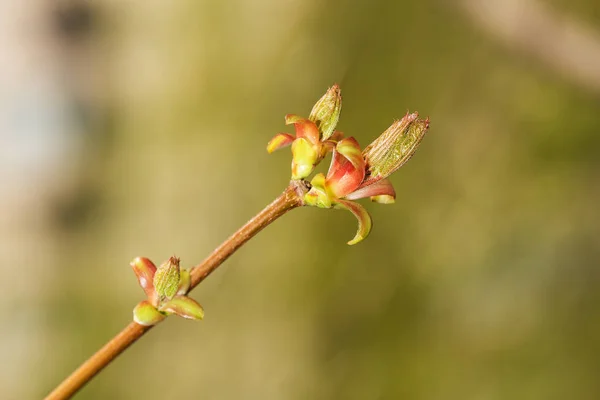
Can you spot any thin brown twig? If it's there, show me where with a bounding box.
[44,180,310,400]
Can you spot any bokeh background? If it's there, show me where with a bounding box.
[2,0,600,399]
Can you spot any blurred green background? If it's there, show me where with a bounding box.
[2,0,600,399]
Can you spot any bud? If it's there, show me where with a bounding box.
[309,84,342,140]
[153,256,181,300]
[133,300,166,326]
[160,295,204,320]
[324,137,366,199]
[176,269,191,295]
[304,173,332,208]
[362,112,429,186]
[130,257,157,301]
[291,137,319,180]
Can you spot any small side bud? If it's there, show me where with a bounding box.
[362,112,429,186]
[153,256,181,300]
[304,173,332,208]
[309,84,342,141]
[133,300,166,326]
[177,269,191,295]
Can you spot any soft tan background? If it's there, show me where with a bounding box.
[2,0,600,399]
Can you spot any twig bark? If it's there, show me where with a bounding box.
[44,180,310,400]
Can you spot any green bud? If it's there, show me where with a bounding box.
[153,256,181,300]
[160,295,204,320]
[362,112,429,186]
[291,138,319,180]
[309,84,342,141]
[177,269,191,295]
[133,300,166,326]
[304,173,332,208]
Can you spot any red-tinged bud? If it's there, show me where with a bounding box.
[159,295,204,320]
[130,257,157,302]
[153,256,181,300]
[285,115,320,145]
[131,256,204,325]
[267,87,346,180]
[325,138,366,199]
[267,86,428,246]
[309,84,342,141]
[362,112,429,187]
[133,300,166,326]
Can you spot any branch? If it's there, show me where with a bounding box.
[43,83,430,399]
[44,180,310,400]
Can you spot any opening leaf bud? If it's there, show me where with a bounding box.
[362,112,429,186]
[309,84,342,141]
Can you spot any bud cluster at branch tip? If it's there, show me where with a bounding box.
[130,256,202,326]
[267,85,429,245]
[267,84,343,179]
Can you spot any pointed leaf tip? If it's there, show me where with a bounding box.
[335,199,373,245]
[371,194,395,204]
[284,114,303,124]
[267,133,295,153]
